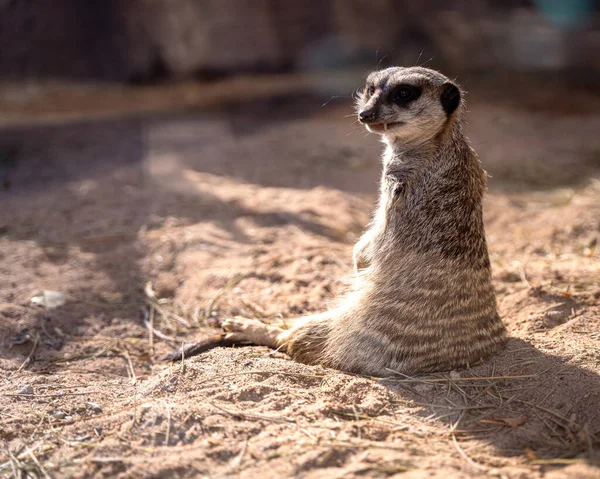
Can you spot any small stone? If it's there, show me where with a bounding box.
[52,411,67,419]
[499,271,521,283]
[449,370,461,379]
[87,402,102,413]
[17,385,33,396]
[30,290,66,309]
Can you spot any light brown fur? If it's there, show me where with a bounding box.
[220,66,507,376]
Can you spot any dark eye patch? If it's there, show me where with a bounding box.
[440,82,460,116]
[366,85,375,96]
[388,84,421,105]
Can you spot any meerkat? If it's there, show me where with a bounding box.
[169,66,507,376]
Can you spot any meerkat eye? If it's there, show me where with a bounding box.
[367,85,375,96]
[390,85,421,105]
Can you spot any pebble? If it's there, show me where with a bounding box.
[30,290,66,309]
[87,402,103,413]
[52,411,67,419]
[17,385,33,396]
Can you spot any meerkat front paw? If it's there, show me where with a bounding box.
[222,317,283,348]
[222,317,264,333]
[353,237,372,273]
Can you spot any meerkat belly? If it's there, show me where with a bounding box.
[323,253,506,376]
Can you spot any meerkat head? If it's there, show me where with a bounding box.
[356,67,462,144]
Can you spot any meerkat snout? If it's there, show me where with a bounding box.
[357,67,462,142]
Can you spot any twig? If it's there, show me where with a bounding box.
[210,402,294,424]
[517,260,532,288]
[205,274,244,317]
[195,370,325,386]
[162,400,171,446]
[28,449,52,479]
[582,424,594,459]
[145,282,191,328]
[6,447,18,479]
[148,306,155,357]
[449,410,466,434]
[241,299,266,318]
[230,437,249,471]
[452,434,488,472]
[531,458,592,465]
[330,411,412,430]
[4,392,96,398]
[383,373,536,383]
[0,445,50,472]
[143,318,182,344]
[123,350,137,385]
[415,403,496,411]
[34,381,124,390]
[14,335,40,374]
[532,411,568,444]
[180,343,186,375]
[150,300,191,328]
[514,399,581,428]
[317,440,414,452]
[85,457,125,464]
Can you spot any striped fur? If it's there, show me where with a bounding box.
[222,67,507,376]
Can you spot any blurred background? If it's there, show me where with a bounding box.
[1,0,599,82]
[1,0,599,185]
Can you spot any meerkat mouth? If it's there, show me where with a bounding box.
[366,122,403,133]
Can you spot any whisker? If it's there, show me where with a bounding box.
[322,95,352,107]
[418,56,435,68]
[414,49,424,67]
[378,54,389,69]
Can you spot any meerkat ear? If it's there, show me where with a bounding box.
[440,82,461,116]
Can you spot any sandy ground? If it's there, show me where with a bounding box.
[0,76,599,478]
